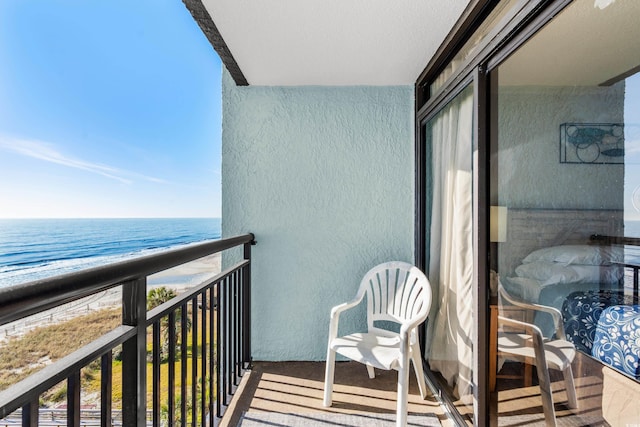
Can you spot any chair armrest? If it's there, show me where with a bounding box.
[498,315,550,362]
[498,315,544,341]
[498,286,566,339]
[498,315,548,365]
[330,297,362,319]
[327,294,365,342]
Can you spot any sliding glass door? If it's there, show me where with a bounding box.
[417,1,640,424]
[491,1,640,424]
[422,83,476,419]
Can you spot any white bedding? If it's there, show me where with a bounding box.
[502,244,624,337]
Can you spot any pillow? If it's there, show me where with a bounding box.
[522,245,623,266]
[515,261,623,285]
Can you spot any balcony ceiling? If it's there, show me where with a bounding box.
[500,0,640,86]
[198,0,471,86]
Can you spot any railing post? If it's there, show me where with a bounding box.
[121,277,147,427]
[68,371,81,427]
[101,352,113,427]
[216,280,222,418]
[243,236,254,367]
[191,297,198,427]
[168,312,176,426]
[208,288,215,427]
[152,322,161,427]
[22,401,38,427]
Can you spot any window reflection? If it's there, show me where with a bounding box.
[492,1,640,425]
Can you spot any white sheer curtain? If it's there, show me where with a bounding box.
[425,85,474,398]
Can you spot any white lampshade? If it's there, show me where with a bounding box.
[490,206,508,243]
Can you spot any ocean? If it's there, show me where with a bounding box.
[0,218,221,289]
[625,220,640,261]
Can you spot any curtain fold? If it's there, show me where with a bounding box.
[425,85,474,398]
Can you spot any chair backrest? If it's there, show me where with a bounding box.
[358,261,432,336]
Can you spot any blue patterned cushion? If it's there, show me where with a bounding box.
[562,290,633,354]
[592,305,640,379]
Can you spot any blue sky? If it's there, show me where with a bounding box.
[0,0,222,218]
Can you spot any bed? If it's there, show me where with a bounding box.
[561,291,640,379]
[498,209,624,278]
[496,208,640,380]
[501,243,625,337]
[499,209,625,335]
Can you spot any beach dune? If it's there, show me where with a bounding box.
[0,253,221,344]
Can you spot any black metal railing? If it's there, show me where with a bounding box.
[0,233,255,426]
[591,234,640,300]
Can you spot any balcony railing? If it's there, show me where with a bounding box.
[0,233,255,426]
[591,234,640,299]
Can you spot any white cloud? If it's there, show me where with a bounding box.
[0,137,166,184]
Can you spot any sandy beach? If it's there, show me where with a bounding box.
[0,253,221,344]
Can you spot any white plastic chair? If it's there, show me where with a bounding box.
[323,261,432,427]
[498,285,577,427]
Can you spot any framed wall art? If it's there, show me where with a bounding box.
[560,123,624,164]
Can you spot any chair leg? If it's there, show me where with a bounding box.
[323,348,336,407]
[366,365,375,379]
[396,355,410,427]
[563,365,578,409]
[410,344,427,399]
[533,361,557,427]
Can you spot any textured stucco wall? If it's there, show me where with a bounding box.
[497,85,624,209]
[221,70,415,361]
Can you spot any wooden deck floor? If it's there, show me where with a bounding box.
[219,356,616,426]
[219,361,452,427]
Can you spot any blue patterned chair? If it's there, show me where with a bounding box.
[592,305,640,379]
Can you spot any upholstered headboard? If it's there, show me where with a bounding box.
[498,209,624,276]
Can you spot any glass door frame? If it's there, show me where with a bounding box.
[416,62,487,427]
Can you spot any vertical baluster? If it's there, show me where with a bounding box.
[180,305,188,426]
[234,271,240,385]
[221,277,228,407]
[216,280,222,418]
[226,273,233,400]
[229,271,236,387]
[68,371,80,427]
[101,352,112,427]
[168,312,176,426]
[191,297,198,427]
[22,400,38,427]
[152,322,161,427]
[238,268,244,377]
[208,287,215,426]
[201,291,207,424]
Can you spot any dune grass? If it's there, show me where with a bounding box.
[1,304,213,417]
[0,308,121,390]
